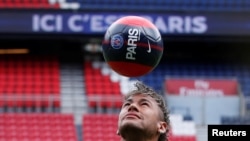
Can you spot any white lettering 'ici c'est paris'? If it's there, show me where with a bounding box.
[154,16,207,33]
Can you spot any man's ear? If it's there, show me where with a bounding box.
[116,129,120,135]
[157,121,167,134]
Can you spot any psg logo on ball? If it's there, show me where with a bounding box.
[111,34,124,49]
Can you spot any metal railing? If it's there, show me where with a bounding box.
[0,94,60,109]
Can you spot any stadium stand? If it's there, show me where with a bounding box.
[0,51,249,141]
[131,62,250,97]
[0,55,60,112]
[84,59,250,112]
[84,61,123,110]
[0,113,77,141]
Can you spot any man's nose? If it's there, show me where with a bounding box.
[128,103,139,112]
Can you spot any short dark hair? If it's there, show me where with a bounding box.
[123,81,170,141]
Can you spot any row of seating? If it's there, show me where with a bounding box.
[0,113,77,141]
[0,55,60,108]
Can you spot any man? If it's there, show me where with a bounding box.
[117,81,170,141]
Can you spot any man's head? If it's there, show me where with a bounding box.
[117,81,170,141]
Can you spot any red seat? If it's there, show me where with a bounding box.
[84,61,122,108]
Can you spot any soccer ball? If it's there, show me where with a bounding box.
[102,16,164,77]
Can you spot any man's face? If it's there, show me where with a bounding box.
[118,94,163,136]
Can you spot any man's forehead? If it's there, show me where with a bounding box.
[125,93,154,101]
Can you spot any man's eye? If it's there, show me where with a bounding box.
[123,103,130,107]
[141,102,148,106]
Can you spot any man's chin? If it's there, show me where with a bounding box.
[119,121,143,137]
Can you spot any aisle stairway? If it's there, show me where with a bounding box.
[60,62,88,125]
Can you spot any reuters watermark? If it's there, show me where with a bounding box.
[208,125,249,140]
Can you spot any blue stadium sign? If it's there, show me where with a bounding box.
[0,10,249,36]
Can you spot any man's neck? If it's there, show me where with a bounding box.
[120,133,158,141]
[118,125,159,141]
